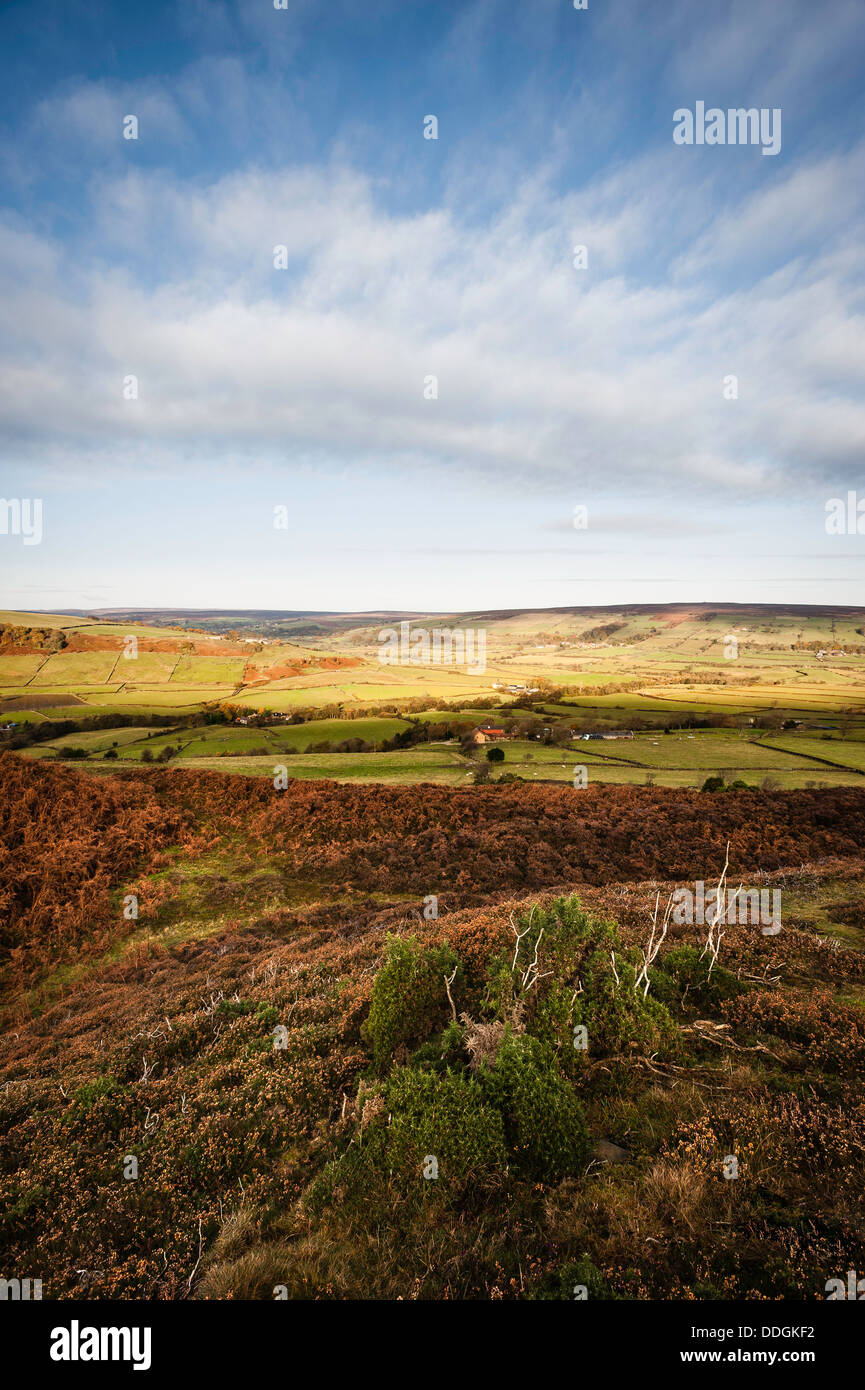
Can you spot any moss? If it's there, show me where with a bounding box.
[362,934,463,1071]
[216,998,255,1018]
[478,1031,590,1180]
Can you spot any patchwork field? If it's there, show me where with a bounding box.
[5,603,865,790]
[16,724,865,790]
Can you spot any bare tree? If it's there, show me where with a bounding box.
[634,891,673,997]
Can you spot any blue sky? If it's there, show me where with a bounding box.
[2,0,865,611]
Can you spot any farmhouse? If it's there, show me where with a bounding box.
[473,726,507,745]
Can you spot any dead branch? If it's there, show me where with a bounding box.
[443,966,458,1023]
[186,1217,205,1294]
[634,890,673,996]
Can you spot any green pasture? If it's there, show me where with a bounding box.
[20,726,155,756]
[65,621,188,640]
[170,655,245,683]
[0,654,48,683]
[756,734,865,772]
[171,747,469,784]
[111,652,178,682]
[36,652,120,685]
[91,686,236,707]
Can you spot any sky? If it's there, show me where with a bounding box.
[1,0,865,613]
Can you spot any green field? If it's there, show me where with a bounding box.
[171,748,469,783]
[755,734,865,772]
[20,723,865,790]
[7,602,865,788]
[24,726,155,755]
[36,652,120,685]
[0,654,48,683]
[91,686,238,707]
[113,652,179,683]
[114,717,411,760]
[170,655,245,684]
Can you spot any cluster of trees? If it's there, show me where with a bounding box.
[1,708,228,752]
[578,621,627,643]
[139,745,180,763]
[0,623,66,652]
[793,638,865,654]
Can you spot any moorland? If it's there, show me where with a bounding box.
[1,602,864,1300]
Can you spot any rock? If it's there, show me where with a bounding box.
[593,1139,632,1164]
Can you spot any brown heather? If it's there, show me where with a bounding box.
[0,754,863,1299]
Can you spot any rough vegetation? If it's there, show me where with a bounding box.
[1,756,864,1299]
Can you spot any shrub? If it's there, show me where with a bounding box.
[573,950,674,1058]
[62,1075,130,1136]
[384,1067,507,1184]
[701,775,725,793]
[486,896,675,1065]
[650,945,739,1013]
[530,1254,617,1300]
[407,1019,466,1073]
[478,1031,590,1180]
[70,1075,121,1111]
[362,935,463,1071]
[310,1066,506,1211]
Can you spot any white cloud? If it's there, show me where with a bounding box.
[2,142,865,496]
